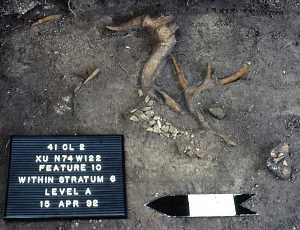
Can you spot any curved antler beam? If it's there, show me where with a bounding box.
[107,15,178,93]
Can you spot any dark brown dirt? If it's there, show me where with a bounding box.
[0,0,300,229]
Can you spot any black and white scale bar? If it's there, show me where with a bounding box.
[146,194,256,217]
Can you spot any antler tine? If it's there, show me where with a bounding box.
[156,89,182,113]
[170,55,189,90]
[220,63,251,85]
[142,15,175,29]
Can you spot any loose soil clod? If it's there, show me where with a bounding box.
[266,143,292,180]
[107,15,178,94]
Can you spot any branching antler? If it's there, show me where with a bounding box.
[107,15,251,147]
[170,55,251,145]
[170,55,189,90]
[171,55,251,113]
[107,15,178,94]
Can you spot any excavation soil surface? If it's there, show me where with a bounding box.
[0,0,300,229]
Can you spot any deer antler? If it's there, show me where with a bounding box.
[170,56,251,145]
[107,15,178,94]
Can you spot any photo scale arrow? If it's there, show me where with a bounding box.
[146,194,257,217]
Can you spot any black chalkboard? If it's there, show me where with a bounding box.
[5,135,127,219]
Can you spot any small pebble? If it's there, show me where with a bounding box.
[134,110,144,118]
[142,107,152,111]
[149,120,156,126]
[169,126,176,134]
[138,89,143,97]
[172,129,179,138]
[146,127,154,132]
[148,100,155,106]
[145,95,150,103]
[139,113,149,121]
[153,125,161,133]
[161,125,169,133]
[145,110,155,117]
[248,104,254,112]
[153,116,160,120]
[157,120,162,129]
[129,115,139,122]
[161,132,170,137]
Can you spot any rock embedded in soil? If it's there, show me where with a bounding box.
[208,106,226,120]
[266,143,292,180]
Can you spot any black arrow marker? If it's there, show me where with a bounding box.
[146,194,257,217]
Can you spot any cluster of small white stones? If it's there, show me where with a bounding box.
[129,95,184,139]
[53,96,72,115]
